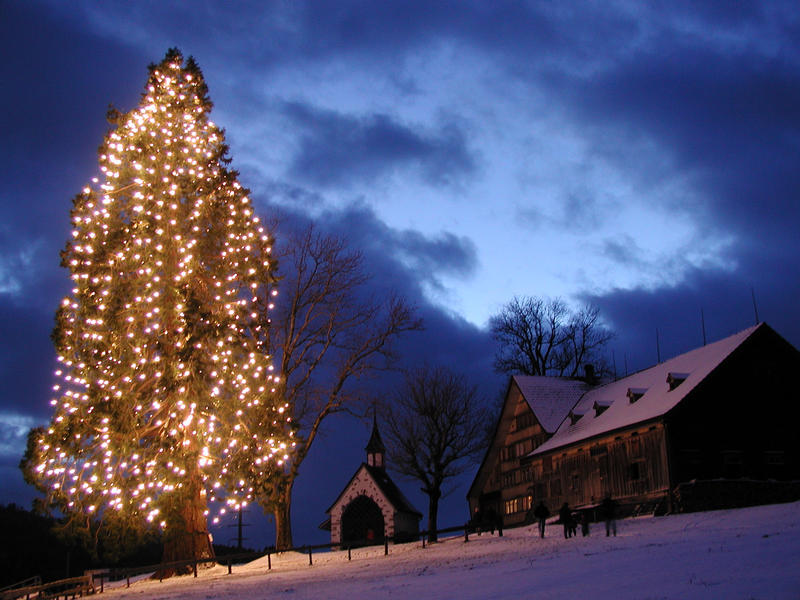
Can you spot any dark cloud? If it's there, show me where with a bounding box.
[518,187,607,233]
[585,244,800,376]
[0,296,57,422]
[282,102,476,188]
[264,198,479,296]
[601,235,643,269]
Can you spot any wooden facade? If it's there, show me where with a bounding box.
[470,323,800,526]
[467,376,589,528]
[523,423,671,515]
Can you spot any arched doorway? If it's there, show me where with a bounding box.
[341,495,385,546]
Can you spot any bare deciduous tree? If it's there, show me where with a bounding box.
[249,225,422,549]
[383,366,488,542]
[489,296,612,377]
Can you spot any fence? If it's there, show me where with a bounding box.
[0,575,94,600]
[3,521,501,598]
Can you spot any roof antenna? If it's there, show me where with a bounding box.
[701,308,707,346]
[656,327,661,363]
[751,287,760,325]
[612,350,618,381]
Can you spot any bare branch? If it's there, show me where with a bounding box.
[383,365,488,540]
[489,296,613,377]
[249,224,422,548]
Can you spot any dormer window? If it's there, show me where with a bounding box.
[593,399,612,416]
[569,408,587,425]
[667,372,690,391]
[627,387,648,403]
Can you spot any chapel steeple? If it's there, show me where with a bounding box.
[365,412,386,469]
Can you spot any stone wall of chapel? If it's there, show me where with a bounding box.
[330,468,394,544]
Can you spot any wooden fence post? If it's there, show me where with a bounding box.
[384,539,389,556]
[307,547,313,566]
[267,551,271,571]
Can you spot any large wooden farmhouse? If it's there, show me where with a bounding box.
[468,323,800,527]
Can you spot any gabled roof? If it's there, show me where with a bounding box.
[326,463,422,518]
[532,323,763,456]
[467,374,594,499]
[514,375,595,433]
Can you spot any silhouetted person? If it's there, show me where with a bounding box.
[601,495,618,537]
[485,507,498,535]
[559,503,573,538]
[533,501,550,538]
[580,511,590,537]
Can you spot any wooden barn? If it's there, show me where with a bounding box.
[468,323,800,527]
[323,419,421,546]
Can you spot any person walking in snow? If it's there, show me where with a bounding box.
[533,501,550,538]
[580,510,590,537]
[559,503,573,538]
[601,495,618,537]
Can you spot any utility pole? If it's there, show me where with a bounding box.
[701,308,707,346]
[656,328,661,363]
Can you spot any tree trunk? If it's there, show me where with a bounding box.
[427,488,441,543]
[157,472,214,578]
[273,482,294,550]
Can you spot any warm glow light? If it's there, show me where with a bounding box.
[34,49,292,529]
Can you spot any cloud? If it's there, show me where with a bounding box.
[0,412,36,465]
[281,102,476,188]
[585,242,800,376]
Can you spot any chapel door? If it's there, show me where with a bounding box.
[341,495,385,546]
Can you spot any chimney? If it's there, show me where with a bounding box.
[584,364,596,383]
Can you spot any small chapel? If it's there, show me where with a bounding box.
[323,418,421,545]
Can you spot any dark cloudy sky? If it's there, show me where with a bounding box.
[1,1,799,545]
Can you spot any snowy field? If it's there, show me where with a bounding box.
[105,501,800,599]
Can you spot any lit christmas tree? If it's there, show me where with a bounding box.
[27,49,294,568]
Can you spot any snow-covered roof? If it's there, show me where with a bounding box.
[326,463,422,517]
[514,375,595,433]
[532,324,763,456]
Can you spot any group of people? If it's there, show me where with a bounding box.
[531,495,618,539]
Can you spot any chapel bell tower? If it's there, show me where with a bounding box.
[365,414,386,469]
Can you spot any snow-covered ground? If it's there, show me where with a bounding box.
[105,501,800,599]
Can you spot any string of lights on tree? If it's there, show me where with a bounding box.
[32,49,295,530]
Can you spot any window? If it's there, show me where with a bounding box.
[681,449,701,465]
[533,482,546,499]
[520,466,533,483]
[627,387,647,403]
[765,451,785,465]
[590,445,607,457]
[629,434,641,458]
[627,462,641,481]
[667,372,690,391]
[504,496,531,514]
[502,470,518,487]
[514,412,535,431]
[542,455,552,474]
[722,451,743,465]
[501,444,517,462]
[515,438,533,457]
[571,473,581,492]
[550,479,562,497]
